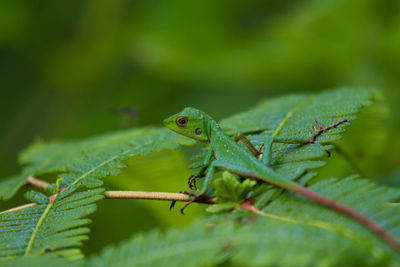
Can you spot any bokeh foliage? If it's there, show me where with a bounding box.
[1,0,400,256]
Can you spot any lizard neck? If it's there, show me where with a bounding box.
[204,116,225,144]
[204,117,242,156]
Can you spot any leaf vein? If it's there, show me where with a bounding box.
[271,95,314,137]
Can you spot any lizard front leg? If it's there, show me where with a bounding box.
[170,147,214,212]
[188,146,214,190]
[180,160,227,214]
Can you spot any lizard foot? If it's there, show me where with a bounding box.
[180,191,204,215]
[169,190,201,213]
[188,174,203,190]
[169,200,177,211]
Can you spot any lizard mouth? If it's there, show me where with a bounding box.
[162,115,176,130]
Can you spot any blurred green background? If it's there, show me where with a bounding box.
[1,0,400,255]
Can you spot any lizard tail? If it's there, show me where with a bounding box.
[294,186,400,252]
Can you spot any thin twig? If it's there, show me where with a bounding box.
[27,175,49,190]
[0,192,214,214]
[104,190,215,203]
[0,203,38,214]
[25,176,215,203]
[0,176,215,214]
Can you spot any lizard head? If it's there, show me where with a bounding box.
[163,107,209,142]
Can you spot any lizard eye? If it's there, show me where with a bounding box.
[195,128,202,135]
[176,117,188,127]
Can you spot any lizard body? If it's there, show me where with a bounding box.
[164,107,400,252]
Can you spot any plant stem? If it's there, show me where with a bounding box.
[104,190,215,203]
[0,176,215,214]
[27,175,50,189]
[0,203,38,214]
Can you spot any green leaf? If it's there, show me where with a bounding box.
[213,172,255,199]
[1,254,83,267]
[207,172,257,214]
[0,175,28,200]
[221,87,375,134]
[2,127,194,200]
[1,88,377,200]
[88,176,400,266]
[24,191,49,204]
[1,87,395,265]
[0,187,104,261]
[206,202,237,214]
[220,87,378,178]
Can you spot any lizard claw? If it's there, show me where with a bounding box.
[188,175,199,190]
[179,191,204,214]
[170,190,196,211]
[188,170,206,190]
[325,149,331,157]
[169,200,177,211]
[169,190,201,214]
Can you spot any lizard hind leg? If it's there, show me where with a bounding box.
[259,118,349,166]
[180,197,196,214]
[305,118,348,144]
[179,190,204,214]
[170,189,199,213]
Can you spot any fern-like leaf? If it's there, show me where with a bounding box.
[0,187,104,261]
[219,87,378,178]
[0,175,27,200]
[88,176,400,266]
[1,88,376,200]
[1,254,83,267]
[0,87,391,266]
[0,127,193,200]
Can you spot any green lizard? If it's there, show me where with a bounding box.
[164,107,400,252]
